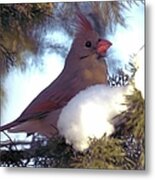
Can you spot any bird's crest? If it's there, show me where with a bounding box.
[75,12,93,35]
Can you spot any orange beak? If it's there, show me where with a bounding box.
[97,39,112,55]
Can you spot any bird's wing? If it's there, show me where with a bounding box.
[18,73,77,122]
[0,71,79,131]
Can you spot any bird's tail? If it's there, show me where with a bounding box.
[0,120,20,132]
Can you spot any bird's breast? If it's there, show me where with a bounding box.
[81,65,108,85]
[83,69,93,80]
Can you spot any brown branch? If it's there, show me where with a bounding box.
[1,131,18,151]
[0,140,32,148]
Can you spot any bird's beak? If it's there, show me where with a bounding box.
[96,39,112,55]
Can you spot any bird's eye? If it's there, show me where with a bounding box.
[85,41,92,48]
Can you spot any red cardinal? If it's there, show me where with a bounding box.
[0,13,112,137]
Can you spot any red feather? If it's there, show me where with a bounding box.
[75,12,93,35]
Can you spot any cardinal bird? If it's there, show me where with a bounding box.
[0,13,112,137]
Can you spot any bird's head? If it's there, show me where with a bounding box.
[70,12,112,61]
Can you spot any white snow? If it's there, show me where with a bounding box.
[58,84,133,151]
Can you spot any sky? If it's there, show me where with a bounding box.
[0,2,144,142]
[106,1,144,75]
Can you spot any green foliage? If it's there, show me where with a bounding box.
[0,3,53,30]
[72,137,144,170]
[0,3,53,74]
[71,88,145,170]
[117,89,144,139]
[71,138,127,169]
[0,88,145,169]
